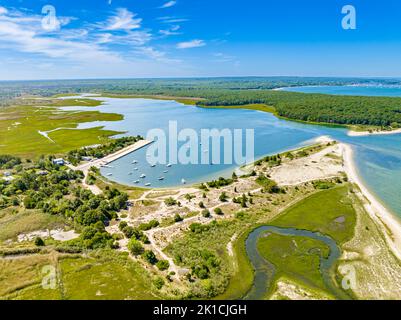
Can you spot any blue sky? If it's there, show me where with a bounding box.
[0,0,401,80]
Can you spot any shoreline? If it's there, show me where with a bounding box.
[347,128,401,137]
[342,143,401,260]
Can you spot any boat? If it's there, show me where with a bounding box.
[133,168,139,171]
[132,160,138,164]
[134,180,140,184]
[140,174,146,178]
[158,177,165,181]
[181,179,186,184]
[107,173,113,176]
[150,164,156,168]
[163,170,169,173]
[166,163,172,167]
[145,183,151,187]
[128,172,133,175]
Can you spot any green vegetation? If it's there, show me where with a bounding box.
[0,101,123,158]
[66,136,143,165]
[257,233,331,295]
[271,185,356,244]
[256,175,282,193]
[207,177,234,188]
[0,156,130,250]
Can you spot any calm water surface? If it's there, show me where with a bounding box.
[60,90,401,218]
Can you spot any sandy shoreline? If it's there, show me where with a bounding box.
[342,143,401,260]
[347,128,401,137]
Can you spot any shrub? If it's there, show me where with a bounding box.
[128,239,144,256]
[214,208,223,215]
[153,277,165,290]
[143,250,158,265]
[202,209,211,218]
[164,197,177,206]
[156,260,170,271]
[34,237,45,246]
[174,214,184,223]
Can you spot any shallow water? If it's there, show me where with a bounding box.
[60,93,401,218]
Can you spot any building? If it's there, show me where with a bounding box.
[52,158,65,166]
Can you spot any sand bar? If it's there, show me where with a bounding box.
[342,143,401,261]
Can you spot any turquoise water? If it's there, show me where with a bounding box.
[60,92,401,219]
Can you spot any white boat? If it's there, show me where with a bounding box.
[128,172,133,175]
[134,180,140,184]
[163,170,169,173]
[150,164,156,168]
[133,168,139,171]
[166,163,172,167]
[140,174,146,178]
[181,179,186,184]
[145,183,151,187]
[132,160,138,164]
[107,173,113,176]
[158,177,165,181]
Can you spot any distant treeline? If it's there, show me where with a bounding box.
[196,90,401,127]
[2,77,401,126]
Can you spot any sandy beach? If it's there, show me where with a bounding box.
[342,143,401,260]
[347,128,401,137]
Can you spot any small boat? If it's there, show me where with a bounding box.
[166,163,172,167]
[128,172,133,175]
[145,183,151,187]
[133,168,139,171]
[181,179,186,184]
[134,180,140,184]
[132,160,138,164]
[107,173,113,176]
[150,164,156,168]
[158,177,165,181]
[140,174,146,178]
[163,170,169,173]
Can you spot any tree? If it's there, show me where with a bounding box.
[199,201,205,208]
[143,250,158,265]
[128,239,144,256]
[214,208,223,215]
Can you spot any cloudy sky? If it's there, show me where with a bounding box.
[0,0,401,80]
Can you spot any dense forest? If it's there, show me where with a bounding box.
[2,77,401,127]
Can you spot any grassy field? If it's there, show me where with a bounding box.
[1,250,162,300]
[271,185,356,244]
[257,233,331,295]
[0,208,66,241]
[0,99,124,158]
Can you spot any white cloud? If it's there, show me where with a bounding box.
[0,6,8,15]
[177,39,205,49]
[160,1,177,9]
[103,8,142,31]
[159,25,181,36]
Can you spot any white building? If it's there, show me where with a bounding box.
[53,158,65,166]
